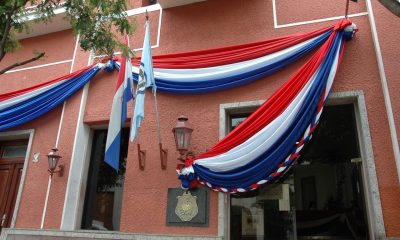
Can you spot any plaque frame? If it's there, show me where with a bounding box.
[166,187,209,227]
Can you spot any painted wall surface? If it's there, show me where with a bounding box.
[0,0,399,237]
[0,28,91,230]
[0,30,74,229]
[370,0,400,236]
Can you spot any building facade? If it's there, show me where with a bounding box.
[0,0,399,239]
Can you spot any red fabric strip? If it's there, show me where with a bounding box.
[115,54,126,93]
[196,34,336,159]
[126,26,332,69]
[195,19,351,160]
[0,64,94,101]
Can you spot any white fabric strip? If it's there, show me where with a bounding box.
[149,36,317,81]
[194,69,318,172]
[115,34,323,82]
[194,39,342,172]
[105,84,124,151]
[0,64,103,111]
[0,80,67,111]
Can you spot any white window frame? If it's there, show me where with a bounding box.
[0,129,35,228]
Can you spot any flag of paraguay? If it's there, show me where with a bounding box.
[105,37,133,171]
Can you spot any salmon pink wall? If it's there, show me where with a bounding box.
[276,0,367,24]
[370,0,400,236]
[83,0,400,237]
[0,30,75,71]
[0,29,90,230]
[0,0,399,237]
[0,66,68,229]
[39,41,91,229]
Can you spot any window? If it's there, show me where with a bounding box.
[0,143,27,159]
[229,113,249,132]
[81,128,130,231]
[229,104,370,239]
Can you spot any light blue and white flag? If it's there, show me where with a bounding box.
[130,20,155,141]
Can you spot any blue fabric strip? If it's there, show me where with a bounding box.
[193,32,343,190]
[105,131,122,171]
[114,31,331,94]
[0,66,100,131]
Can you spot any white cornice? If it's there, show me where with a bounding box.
[17,7,70,39]
[157,0,206,9]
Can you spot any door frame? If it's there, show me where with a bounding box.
[0,129,35,228]
[217,91,386,239]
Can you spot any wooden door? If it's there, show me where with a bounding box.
[0,141,26,231]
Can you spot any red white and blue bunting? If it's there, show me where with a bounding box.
[0,19,357,195]
[115,25,336,94]
[176,19,357,192]
[0,64,103,131]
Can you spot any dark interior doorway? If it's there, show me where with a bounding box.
[294,104,369,239]
[81,128,130,231]
[230,104,370,240]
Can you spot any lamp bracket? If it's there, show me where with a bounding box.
[48,165,64,177]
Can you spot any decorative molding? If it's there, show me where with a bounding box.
[4,59,73,74]
[60,51,94,230]
[95,4,163,59]
[55,35,81,148]
[365,0,400,183]
[157,0,206,9]
[17,7,69,40]
[218,100,264,239]
[271,0,368,29]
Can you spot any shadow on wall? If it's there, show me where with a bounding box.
[379,0,400,16]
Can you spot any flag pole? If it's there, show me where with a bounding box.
[145,14,168,169]
[153,90,167,169]
[345,0,350,18]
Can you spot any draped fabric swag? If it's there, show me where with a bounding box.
[176,19,356,192]
[0,20,357,194]
[0,64,101,131]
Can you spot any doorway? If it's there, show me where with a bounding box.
[0,140,28,232]
[229,104,370,239]
[81,128,130,231]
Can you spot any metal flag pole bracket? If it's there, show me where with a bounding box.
[159,142,168,169]
[137,143,146,170]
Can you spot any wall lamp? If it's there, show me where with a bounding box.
[47,147,64,177]
[41,147,64,229]
[172,116,195,162]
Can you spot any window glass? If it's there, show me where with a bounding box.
[229,114,249,132]
[1,145,28,158]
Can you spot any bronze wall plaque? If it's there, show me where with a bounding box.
[175,191,199,221]
[166,187,209,227]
